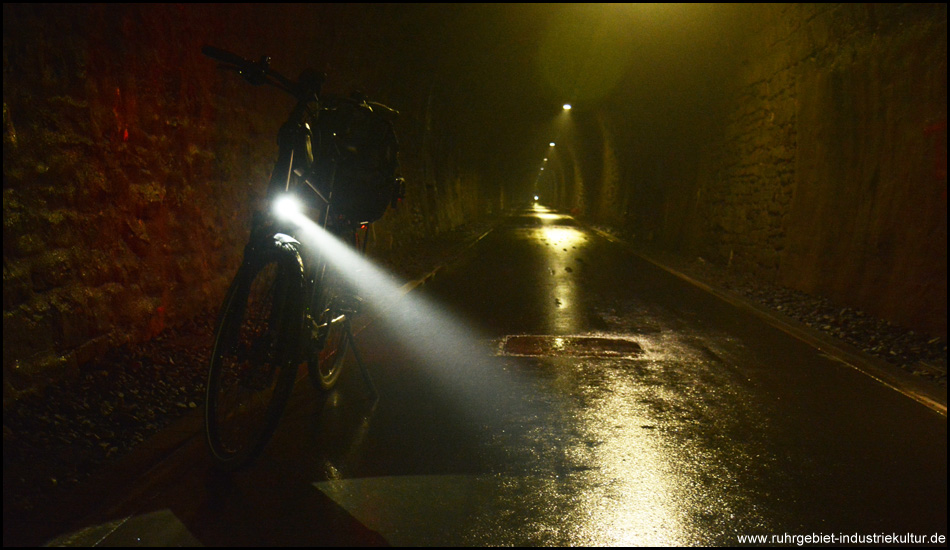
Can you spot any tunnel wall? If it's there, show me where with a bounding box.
[2,5,493,398]
[566,3,947,339]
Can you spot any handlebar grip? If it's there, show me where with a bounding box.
[201,45,250,68]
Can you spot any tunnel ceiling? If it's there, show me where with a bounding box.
[305,3,753,197]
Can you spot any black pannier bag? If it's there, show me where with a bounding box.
[314,98,400,224]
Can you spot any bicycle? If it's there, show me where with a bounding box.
[201,46,403,470]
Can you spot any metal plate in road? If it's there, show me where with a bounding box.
[500,335,645,357]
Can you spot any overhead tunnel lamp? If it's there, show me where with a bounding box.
[549,142,556,147]
[563,103,572,111]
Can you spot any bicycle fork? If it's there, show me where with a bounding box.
[304,266,377,402]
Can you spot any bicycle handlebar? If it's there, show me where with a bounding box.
[202,45,398,117]
[202,45,300,97]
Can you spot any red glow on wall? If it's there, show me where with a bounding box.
[113,87,130,143]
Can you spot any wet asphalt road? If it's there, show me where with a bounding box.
[37,207,947,546]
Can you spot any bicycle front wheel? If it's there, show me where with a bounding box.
[205,240,303,470]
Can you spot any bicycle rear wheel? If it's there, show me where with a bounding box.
[205,240,303,470]
[307,264,350,392]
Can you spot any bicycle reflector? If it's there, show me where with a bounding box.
[273,194,303,221]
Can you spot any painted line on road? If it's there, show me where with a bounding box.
[398,226,496,295]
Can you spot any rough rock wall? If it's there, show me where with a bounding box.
[697,3,946,337]
[566,3,946,338]
[2,4,491,398]
[777,4,947,338]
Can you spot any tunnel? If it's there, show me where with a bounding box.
[3,5,948,546]
[2,4,946,396]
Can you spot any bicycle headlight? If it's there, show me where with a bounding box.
[273,194,303,221]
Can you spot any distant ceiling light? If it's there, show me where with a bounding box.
[563,104,572,110]
[549,142,556,147]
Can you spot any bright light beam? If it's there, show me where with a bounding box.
[278,204,524,420]
[281,203,695,544]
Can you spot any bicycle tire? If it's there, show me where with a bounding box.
[307,260,350,392]
[205,237,303,470]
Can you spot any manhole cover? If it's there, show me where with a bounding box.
[502,335,643,358]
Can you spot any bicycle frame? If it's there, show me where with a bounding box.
[202,46,390,469]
